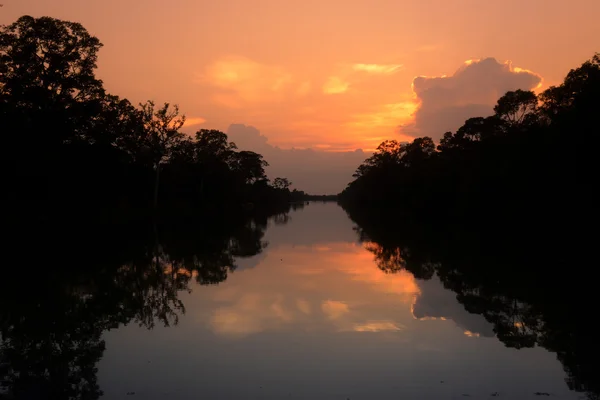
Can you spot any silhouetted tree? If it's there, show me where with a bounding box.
[1,15,108,210]
[272,177,292,190]
[1,14,301,218]
[340,53,600,399]
[0,16,104,120]
[230,150,269,185]
[139,101,185,209]
[493,89,538,126]
[0,13,308,398]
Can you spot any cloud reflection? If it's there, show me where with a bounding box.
[203,230,493,340]
[205,242,419,337]
[321,300,350,320]
[353,321,405,332]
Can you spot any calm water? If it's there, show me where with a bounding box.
[0,203,590,399]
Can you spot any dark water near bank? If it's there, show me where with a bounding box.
[0,203,592,399]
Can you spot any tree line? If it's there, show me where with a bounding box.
[0,15,304,220]
[340,54,599,399]
[339,54,599,235]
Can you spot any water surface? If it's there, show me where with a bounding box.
[90,203,580,400]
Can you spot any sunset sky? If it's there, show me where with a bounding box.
[2,0,598,192]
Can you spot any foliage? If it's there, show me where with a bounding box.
[340,53,600,399]
[0,15,300,218]
[340,53,600,232]
[272,177,292,190]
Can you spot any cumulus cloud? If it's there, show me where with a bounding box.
[399,58,542,140]
[226,124,368,194]
[227,124,270,151]
[188,56,543,193]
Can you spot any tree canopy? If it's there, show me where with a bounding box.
[340,53,600,230]
[0,15,305,218]
[340,54,600,398]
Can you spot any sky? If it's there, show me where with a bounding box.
[1,0,598,193]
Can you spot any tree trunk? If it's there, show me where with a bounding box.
[153,164,161,210]
[153,218,160,272]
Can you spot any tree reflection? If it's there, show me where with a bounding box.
[0,208,292,399]
[347,209,599,399]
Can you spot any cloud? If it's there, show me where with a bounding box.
[399,57,542,140]
[296,299,312,315]
[334,244,421,301]
[323,63,403,94]
[345,101,418,138]
[321,300,350,320]
[210,293,295,337]
[227,124,270,150]
[190,57,542,192]
[203,241,424,339]
[211,308,264,336]
[352,63,403,74]
[352,321,405,332]
[182,117,207,127]
[198,56,293,104]
[188,54,417,169]
[226,124,368,194]
[323,76,350,94]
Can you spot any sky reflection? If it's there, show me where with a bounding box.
[98,203,579,400]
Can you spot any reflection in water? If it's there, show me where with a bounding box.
[0,202,592,399]
[412,277,495,338]
[205,240,419,338]
[0,205,298,400]
[348,206,599,400]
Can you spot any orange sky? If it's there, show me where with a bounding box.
[2,0,598,153]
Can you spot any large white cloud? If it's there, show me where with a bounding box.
[399,58,542,140]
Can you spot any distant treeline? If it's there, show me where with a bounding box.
[339,54,599,234]
[0,16,303,220]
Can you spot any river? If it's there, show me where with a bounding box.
[0,202,591,399]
